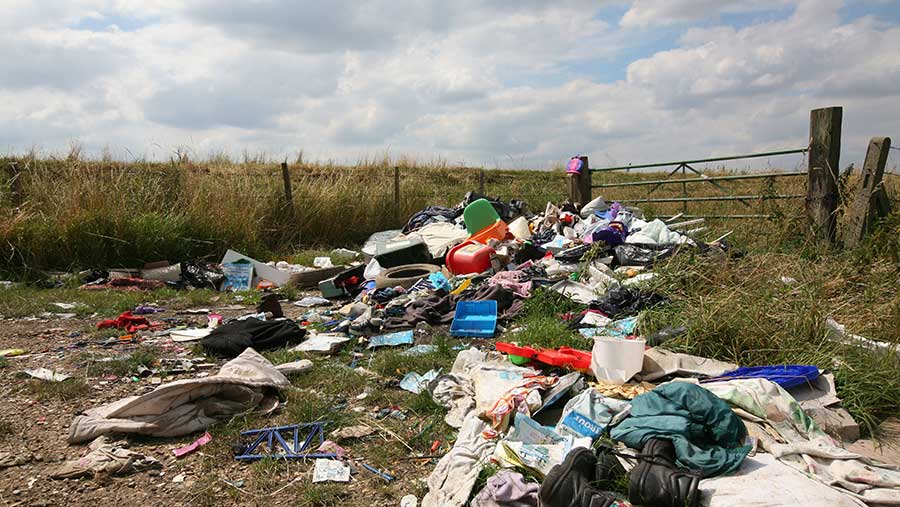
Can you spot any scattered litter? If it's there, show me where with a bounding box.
[312,459,350,483]
[234,423,334,461]
[0,349,25,358]
[313,257,334,269]
[400,369,441,394]
[291,333,350,354]
[295,296,331,307]
[23,368,72,382]
[331,425,375,440]
[400,495,418,507]
[368,330,415,349]
[51,436,162,479]
[173,432,212,458]
[170,328,212,342]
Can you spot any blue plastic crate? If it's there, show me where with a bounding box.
[450,300,497,338]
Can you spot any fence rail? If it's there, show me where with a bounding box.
[591,170,807,189]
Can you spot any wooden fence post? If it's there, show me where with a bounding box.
[479,169,485,195]
[567,156,591,206]
[843,137,891,248]
[806,106,842,244]
[280,161,294,209]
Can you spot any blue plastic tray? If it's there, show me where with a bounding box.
[450,300,497,338]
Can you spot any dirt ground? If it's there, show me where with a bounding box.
[0,301,443,507]
[4,300,900,507]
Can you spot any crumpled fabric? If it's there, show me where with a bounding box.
[699,453,867,507]
[483,376,559,433]
[51,436,161,479]
[402,206,462,234]
[413,221,470,257]
[704,378,900,505]
[610,381,751,477]
[96,311,152,333]
[383,284,524,329]
[487,270,533,298]
[68,348,289,444]
[422,414,493,507]
[471,470,540,507]
[430,374,476,428]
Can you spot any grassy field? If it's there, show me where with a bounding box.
[5,152,895,277]
[1,152,899,504]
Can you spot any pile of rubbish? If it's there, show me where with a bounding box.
[25,191,899,507]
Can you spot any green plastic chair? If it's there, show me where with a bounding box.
[463,198,500,235]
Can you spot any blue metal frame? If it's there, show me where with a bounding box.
[234,422,337,461]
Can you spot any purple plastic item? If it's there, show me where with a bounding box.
[566,157,584,174]
[589,221,628,246]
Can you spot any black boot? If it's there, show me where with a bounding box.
[257,294,284,318]
[540,447,598,507]
[581,488,616,507]
[628,438,700,507]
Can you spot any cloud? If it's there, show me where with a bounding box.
[0,0,897,171]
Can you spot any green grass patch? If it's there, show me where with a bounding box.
[25,378,90,401]
[82,345,160,377]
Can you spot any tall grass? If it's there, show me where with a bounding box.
[0,154,566,275]
[1,151,897,276]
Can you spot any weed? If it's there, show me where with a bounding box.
[0,357,7,369]
[25,378,90,401]
[83,345,160,377]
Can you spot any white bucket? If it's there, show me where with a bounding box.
[591,337,646,385]
[508,217,531,240]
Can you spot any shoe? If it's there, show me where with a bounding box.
[594,445,626,486]
[581,488,616,507]
[540,447,597,507]
[257,294,284,318]
[628,438,700,507]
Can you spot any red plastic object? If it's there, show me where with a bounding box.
[446,240,495,275]
[496,341,592,371]
[469,220,509,244]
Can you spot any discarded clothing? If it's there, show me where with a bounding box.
[590,286,668,317]
[422,414,494,507]
[383,284,524,329]
[96,311,152,333]
[483,376,559,433]
[704,378,900,505]
[51,436,162,479]
[414,221,470,257]
[201,318,305,358]
[68,348,289,443]
[471,470,540,507]
[403,206,463,234]
[488,270,533,298]
[611,382,751,477]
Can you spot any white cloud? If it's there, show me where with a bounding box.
[0,0,897,170]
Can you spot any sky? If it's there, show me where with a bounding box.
[1,0,899,169]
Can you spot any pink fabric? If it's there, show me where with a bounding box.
[173,431,212,457]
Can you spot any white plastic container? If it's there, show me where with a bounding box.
[508,217,531,240]
[591,337,646,385]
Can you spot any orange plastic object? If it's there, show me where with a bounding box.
[446,240,495,275]
[496,341,592,371]
[470,220,509,244]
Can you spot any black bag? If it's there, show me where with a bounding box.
[201,318,306,358]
